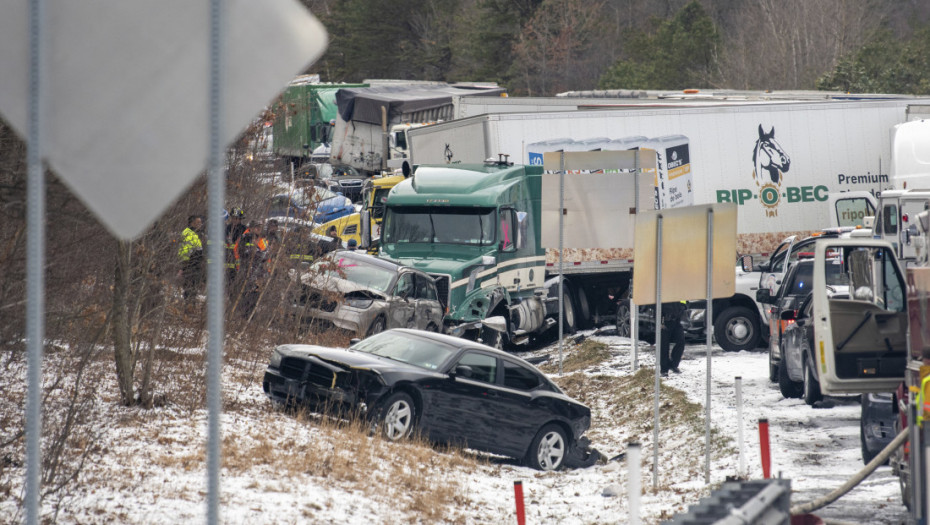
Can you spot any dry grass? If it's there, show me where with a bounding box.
[539,339,613,374]
[211,405,476,521]
[552,365,733,502]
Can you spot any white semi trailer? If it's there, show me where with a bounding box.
[405,98,930,351]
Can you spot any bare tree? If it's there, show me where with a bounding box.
[718,0,881,90]
[511,0,608,95]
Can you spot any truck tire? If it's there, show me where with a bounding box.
[615,302,631,338]
[713,306,761,352]
[560,288,577,335]
[575,286,592,329]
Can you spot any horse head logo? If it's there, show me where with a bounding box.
[752,125,790,185]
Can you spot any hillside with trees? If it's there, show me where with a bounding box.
[303,0,930,95]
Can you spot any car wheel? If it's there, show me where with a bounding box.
[802,357,822,405]
[768,344,778,383]
[375,392,416,441]
[713,306,761,352]
[897,449,911,510]
[526,424,568,471]
[615,301,632,338]
[778,360,803,399]
[860,421,879,465]
[367,316,386,337]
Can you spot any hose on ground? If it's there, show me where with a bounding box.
[790,427,908,515]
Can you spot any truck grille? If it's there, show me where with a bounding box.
[429,273,451,311]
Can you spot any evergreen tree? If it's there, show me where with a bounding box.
[817,26,930,95]
[597,1,719,90]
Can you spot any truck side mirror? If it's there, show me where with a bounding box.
[740,255,754,272]
[360,210,371,249]
[516,211,528,250]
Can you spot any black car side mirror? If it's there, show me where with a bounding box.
[780,310,796,321]
[451,365,473,379]
[756,289,773,304]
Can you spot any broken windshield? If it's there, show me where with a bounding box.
[383,207,496,246]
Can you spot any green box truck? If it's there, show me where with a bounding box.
[272,75,368,166]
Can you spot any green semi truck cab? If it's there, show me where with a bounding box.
[379,159,554,344]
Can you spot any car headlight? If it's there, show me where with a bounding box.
[269,348,283,368]
[345,297,374,309]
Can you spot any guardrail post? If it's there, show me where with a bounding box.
[628,441,642,525]
[759,417,771,479]
[514,480,525,525]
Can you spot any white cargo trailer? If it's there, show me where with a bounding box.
[409,99,930,254]
[330,83,504,175]
[407,98,930,351]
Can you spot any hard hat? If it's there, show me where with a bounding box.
[231,207,245,218]
[222,209,229,221]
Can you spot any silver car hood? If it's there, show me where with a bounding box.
[299,272,388,299]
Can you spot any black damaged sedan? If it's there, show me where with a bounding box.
[262,328,597,470]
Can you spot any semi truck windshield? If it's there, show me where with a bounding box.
[384,207,496,246]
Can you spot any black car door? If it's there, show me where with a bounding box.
[482,358,554,458]
[428,350,499,449]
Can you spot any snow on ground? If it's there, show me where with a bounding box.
[0,330,910,524]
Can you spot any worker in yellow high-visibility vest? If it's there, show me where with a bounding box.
[177,215,204,301]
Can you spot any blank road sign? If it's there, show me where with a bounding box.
[0,1,328,239]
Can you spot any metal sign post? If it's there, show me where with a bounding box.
[632,203,737,491]
[205,0,225,522]
[705,208,714,484]
[653,215,663,489]
[558,152,565,376]
[25,1,46,523]
[632,150,640,371]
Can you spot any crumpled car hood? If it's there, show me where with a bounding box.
[278,344,419,373]
[298,272,387,299]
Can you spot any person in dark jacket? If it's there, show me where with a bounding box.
[322,225,342,253]
[660,301,687,375]
[225,207,247,284]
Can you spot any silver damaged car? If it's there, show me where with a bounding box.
[294,250,445,337]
